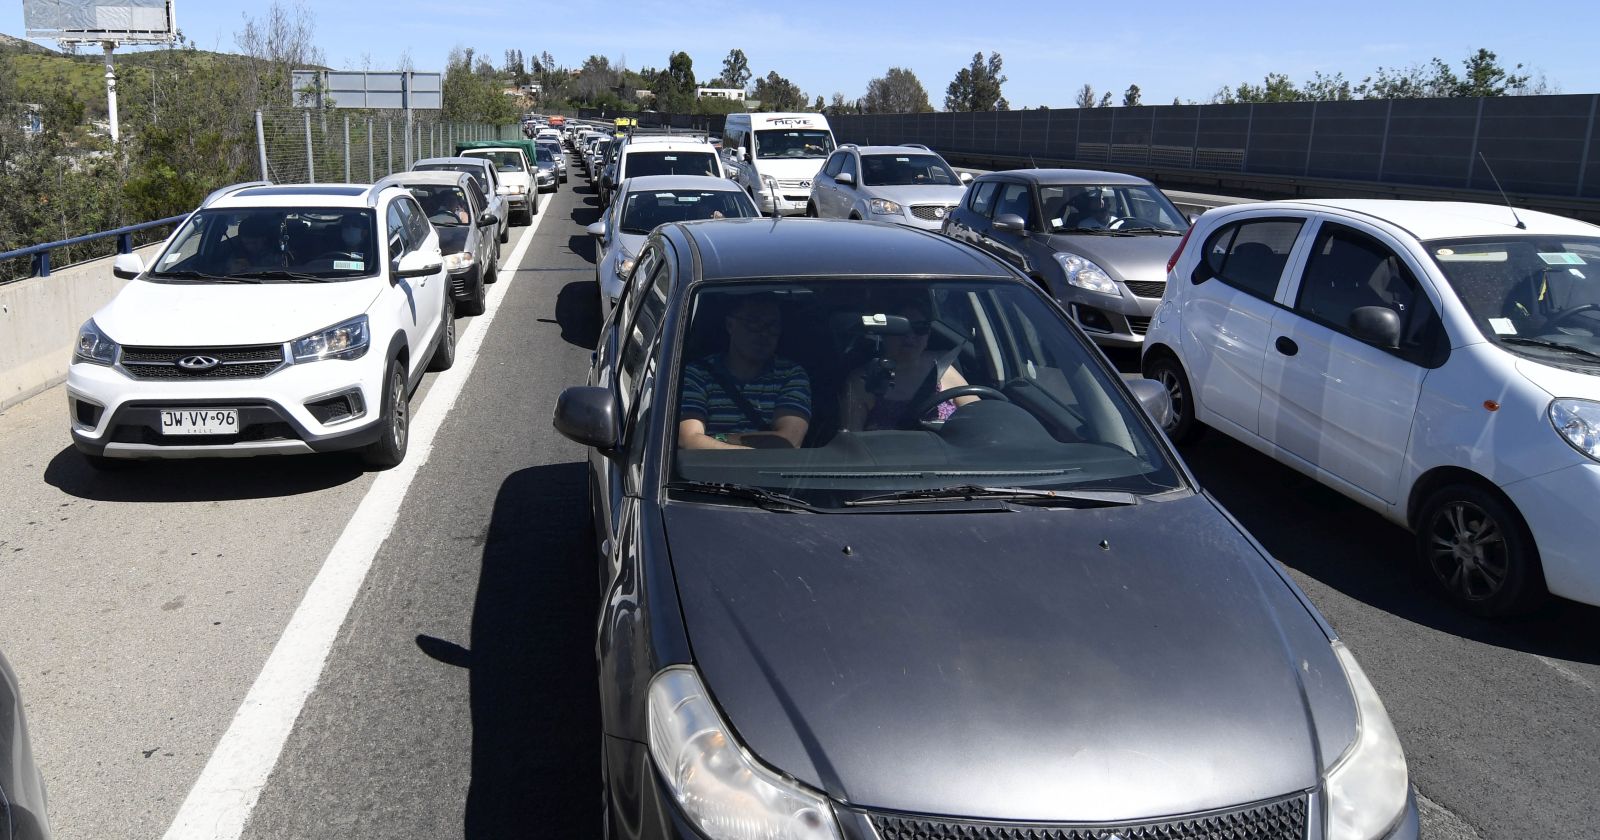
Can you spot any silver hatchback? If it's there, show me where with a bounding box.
[807,144,972,230]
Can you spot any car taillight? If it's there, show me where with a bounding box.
[1167,224,1194,275]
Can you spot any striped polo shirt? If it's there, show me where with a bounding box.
[680,353,811,435]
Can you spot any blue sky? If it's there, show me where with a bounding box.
[4,0,1592,107]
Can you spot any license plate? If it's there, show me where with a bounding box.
[159,408,239,436]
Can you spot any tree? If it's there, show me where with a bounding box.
[717,48,751,90]
[752,71,806,111]
[861,67,932,114]
[442,46,517,123]
[1075,84,1097,109]
[826,92,859,116]
[649,51,697,113]
[944,52,1007,112]
[1301,71,1353,101]
[814,95,825,111]
[1231,73,1300,103]
[1097,91,1112,107]
[1456,48,1530,97]
[1123,84,1141,107]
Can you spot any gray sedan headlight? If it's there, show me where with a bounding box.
[869,198,903,215]
[74,318,119,365]
[290,315,370,363]
[1055,252,1119,295]
[1323,641,1409,840]
[1549,398,1600,461]
[615,250,636,279]
[648,666,842,840]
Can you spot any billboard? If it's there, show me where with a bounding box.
[22,0,175,43]
[293,71,442,111]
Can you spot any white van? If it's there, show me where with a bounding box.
[720,112,836,215]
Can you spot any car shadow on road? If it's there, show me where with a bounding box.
[463,462,600,838]
[567,234,596,265]
[552,280,601,350]
[1183,433,1600,666]
[41,445,365,502]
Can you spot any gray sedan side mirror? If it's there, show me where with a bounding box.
[553,386,620,450]
[478,212,499,228]
[993,214,1027,234]
[1349,306,1402,349]
[834,172,855,186]
[959,171,974,185]
[586,221,607,239]
[1127,379,1174,429]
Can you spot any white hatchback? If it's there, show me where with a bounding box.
[1144,199,1600,615]
[67,182,456,470]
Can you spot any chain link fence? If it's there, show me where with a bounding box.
[256,107,520,185]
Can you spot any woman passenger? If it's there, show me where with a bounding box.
[840,299,980,431]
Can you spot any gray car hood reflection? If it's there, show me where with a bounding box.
[1041,232,1176,286]
[665,493,1334,822]
[435,226,470,255]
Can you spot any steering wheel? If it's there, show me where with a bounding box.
[910,385,1009,420]
[1545,302,1600,330]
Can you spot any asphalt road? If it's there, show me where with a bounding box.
[0,166,1595,840]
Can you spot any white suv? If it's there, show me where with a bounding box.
[67,181,457,470]
[1144,199,1600,615]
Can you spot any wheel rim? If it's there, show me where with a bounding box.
[390,369,408,450]
[1427,500,1509,601]
[1154,366,1186,432]
[447,309,457,345]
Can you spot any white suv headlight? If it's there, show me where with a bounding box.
[443,252,475,273]
[74,318,119,365]
[1324,641,1410,840]
[648,666,842,840]
[1549,398,1600,461]
[869,198,903,216]
[1055,252,1119,295]
[291,315,370,363]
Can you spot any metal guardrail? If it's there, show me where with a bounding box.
[1,214,188,281]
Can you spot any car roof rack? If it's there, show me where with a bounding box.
[900,143,930,151]
[200,180,272,209]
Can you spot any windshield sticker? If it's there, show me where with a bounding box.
[1539,252,1586,265]
[1488,317,1518,335]
[1434,249,1506,262]
[663,155,678,161]
[862,313,888,327]
[334,260,363,270]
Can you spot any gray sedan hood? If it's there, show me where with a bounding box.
[1042,232,1180,285]
[664,494,1340,822]
[435,225,470,255]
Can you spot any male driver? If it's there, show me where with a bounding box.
[678,294,810,450]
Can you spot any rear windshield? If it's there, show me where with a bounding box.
[624,151,719,179]
[464,150,526,173]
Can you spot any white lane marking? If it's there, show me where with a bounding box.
[1533,654,1596,692]
[161,193,550,840]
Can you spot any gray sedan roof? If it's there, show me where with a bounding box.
[619,174,746,194]
[669,217,1016,281]
[374,171,476,189]
[981,168,1155,186]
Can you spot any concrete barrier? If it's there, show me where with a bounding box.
[0,244,160,411]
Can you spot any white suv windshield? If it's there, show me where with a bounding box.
[669,278,1181,507]
[466,151,527,173]
[755,129,834,159]
[151,208,377,282]
[1428,235,1600,364]
[861,153,959,187]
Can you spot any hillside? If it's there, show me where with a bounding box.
[1,38,264,121]
[0,32,57,56]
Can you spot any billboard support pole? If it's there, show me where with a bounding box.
[403,72,414,167]
[304,110,315,182]
[255,109,268,180]
[103,42,119,144]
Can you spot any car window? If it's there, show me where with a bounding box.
[151,208,379,281]
[465,150,527,173]
[397,197,430,249]
[619,260,671,411]
[623,151,720,179]
[386,202,407,257]
[822,152,846,178]
[1426,234,1600,362]
[1296,222,1441,359]
[994,183,1036,229]
[667,279,1183,507]
[619,189,758,235]
[1200,218,1305,300]
[968,181,999,216]
[838,153,857,180]
[860,153,959,187]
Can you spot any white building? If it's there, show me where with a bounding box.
[696,87,746,101]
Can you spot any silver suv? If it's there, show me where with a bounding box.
[807,143,972,229]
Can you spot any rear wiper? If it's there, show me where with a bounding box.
[221,270,334,283]
[1500,337,1600,363]
[844,484,1140,508]
[666,480,822,513]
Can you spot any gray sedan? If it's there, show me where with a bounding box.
[808,143,972,230]
[2,647,51,840]
[584,175,757,315]
[557,218,1418,840]
[944,169,1191,348]
[410,156,509,245]
[377,171,501,316]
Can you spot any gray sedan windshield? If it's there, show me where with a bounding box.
[1041,184,1186,233]
[619,190,756,234]
[669,278,1181,507]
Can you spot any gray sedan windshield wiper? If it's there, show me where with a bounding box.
[844,484,1140,508]
[665,480,822,513]
[1499,337,1600,364]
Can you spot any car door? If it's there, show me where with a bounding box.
[384,200,430,367]
[982,180,1038,273]
[815,151,846,216]
[1260,218,1443,504]
[1181,215,1309,437]
[593,246,669,563]
[832,152,859,217]
[945,179,999,245]
[398,196,445,363]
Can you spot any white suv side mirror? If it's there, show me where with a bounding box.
[394,250,442,278]
[112,253,145,280]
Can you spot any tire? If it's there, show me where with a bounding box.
[499,224,509,244]
[428,296,457,371]
[1142,353,1205,443]
[805,202,818,218]
[1416,483,1545,616]
[81,452,134,471]
[361,357,409,470]
[458,266,487,316]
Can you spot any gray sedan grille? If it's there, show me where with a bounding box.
[1124,280,1167,299]
[868,793,1307,840]
[120,344,285,380]
[910,204,955,221]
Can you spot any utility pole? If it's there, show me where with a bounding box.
[103,41,119,144]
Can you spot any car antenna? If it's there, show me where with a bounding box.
[1478,153,1525,230]
[1029,154,1037,169]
